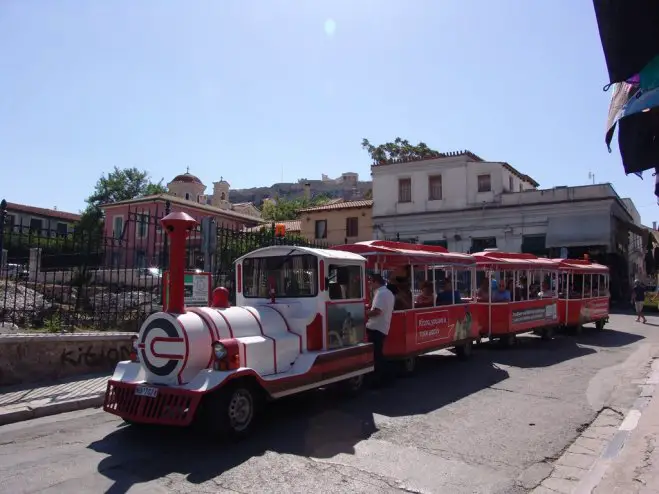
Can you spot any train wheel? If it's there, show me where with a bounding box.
[503,334,516,347]
[541,327,555,341]
[400,356,417,376]
[595,319,606,331]
[206,382,260,439]
[337,374,365,397]
[456,341,473,360]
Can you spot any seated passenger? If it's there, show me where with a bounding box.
[394,277,413,310]
[414,281,434,308]
[538,282,554,299]
[437,281,462,305]
[492,282,511,302]
[476,278,491,302]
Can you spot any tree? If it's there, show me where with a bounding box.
[361,137,442,165]
[79,166,166,231]
[261,195,331,222]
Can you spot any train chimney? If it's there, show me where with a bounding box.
[160,211,198,314]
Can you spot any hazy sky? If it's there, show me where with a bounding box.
[1,1,654,223]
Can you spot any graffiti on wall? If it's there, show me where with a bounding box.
[60,345,131,368]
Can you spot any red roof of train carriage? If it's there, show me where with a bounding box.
[552,258,609,274]
[331,240,475,266]
[472,251,558,270]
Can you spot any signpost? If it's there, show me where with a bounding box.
[163,271,211,310]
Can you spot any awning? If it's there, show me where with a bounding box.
[545,214,612,249]
[593,0,659,84]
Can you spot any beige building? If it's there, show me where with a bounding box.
[298,200,373,245]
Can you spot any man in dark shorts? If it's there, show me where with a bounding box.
[631,280,647,323]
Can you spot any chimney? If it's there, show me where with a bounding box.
[304,183,311,200]
[654,221,657,230]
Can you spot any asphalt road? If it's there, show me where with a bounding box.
[1,313,658,494]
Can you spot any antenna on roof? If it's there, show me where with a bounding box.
[186,166,190,173]
[588,171,595,184]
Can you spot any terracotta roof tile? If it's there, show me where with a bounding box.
[298,200,373,213]
[5,202,81,222]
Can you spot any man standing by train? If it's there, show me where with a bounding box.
[366,273,396,387]
[632,279,647,324]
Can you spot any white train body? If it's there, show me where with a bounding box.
[104,244,374,429]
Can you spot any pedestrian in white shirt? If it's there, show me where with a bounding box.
[366,273,396,387]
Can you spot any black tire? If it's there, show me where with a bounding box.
[595,319,605,331]
[502,334,516,348]
[455,340,473,360]
[541,327,555,341]
[336,374,365,397]
[204,382,261,439]
[399,356,417,377]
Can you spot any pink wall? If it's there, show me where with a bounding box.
[101,199,260,268]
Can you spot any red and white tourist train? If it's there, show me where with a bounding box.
[103,212,611,437]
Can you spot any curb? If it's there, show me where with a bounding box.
[0,394,104,426]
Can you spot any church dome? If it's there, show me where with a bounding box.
[171,172,203,185]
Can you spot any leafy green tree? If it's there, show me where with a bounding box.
[79,166,166,232]
[260,195,330,221]
[361,137,442,165]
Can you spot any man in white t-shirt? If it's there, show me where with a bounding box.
[366,273,396,386]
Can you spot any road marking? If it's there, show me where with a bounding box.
[618,409,642,432]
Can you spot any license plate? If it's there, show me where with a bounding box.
[135,385,158,398]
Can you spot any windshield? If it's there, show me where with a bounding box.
[242,254,318,298]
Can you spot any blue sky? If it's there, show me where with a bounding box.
[1,1,655,224]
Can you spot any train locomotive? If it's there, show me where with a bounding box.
[103,212,374,437]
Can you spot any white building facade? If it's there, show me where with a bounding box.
[371,151,643,293]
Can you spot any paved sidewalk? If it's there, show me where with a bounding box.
[0,373,109,426]
[590,380,659,493]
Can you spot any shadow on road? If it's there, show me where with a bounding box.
[477,334,597,368]
[87,323,644,492]
[88,354,508,492]
[573,327,645,348]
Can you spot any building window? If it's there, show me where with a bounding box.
[5,214,15,230]
[521,235,547,255]
[423,239,448,248]
[185,193,190,200]
[56,222,68,237]
[428,175,443,200]
[135,250,147,269]
[508,176,513,191]
[136,213,149,239]
[113,216,124,239]
[471,237,496,253]
[519,184,523,192]
[346,217,359,237]
[315,220,327,239]
[29,218,43,234]
[398,178,412,203]
[477,174,491,192]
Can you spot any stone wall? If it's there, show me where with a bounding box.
[0,332,134,386]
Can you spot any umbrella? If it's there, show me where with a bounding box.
[593,0,659,84]
[616,87,659,175]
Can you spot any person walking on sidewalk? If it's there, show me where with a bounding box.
[632,279,647,323]
[366,273,395,387]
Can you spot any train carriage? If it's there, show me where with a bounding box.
[554,258,610,331]
[471,251,560,345]
[331,240,479,373]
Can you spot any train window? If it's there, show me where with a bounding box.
[242,254,318,298]
[328,264,362,300]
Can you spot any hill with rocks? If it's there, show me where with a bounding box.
[228,179,372,205]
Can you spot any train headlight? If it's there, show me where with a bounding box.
[212,341,228,361]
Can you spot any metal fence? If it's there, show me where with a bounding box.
[0,199,328,332]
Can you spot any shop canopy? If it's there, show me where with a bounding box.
[330,240,475,268]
